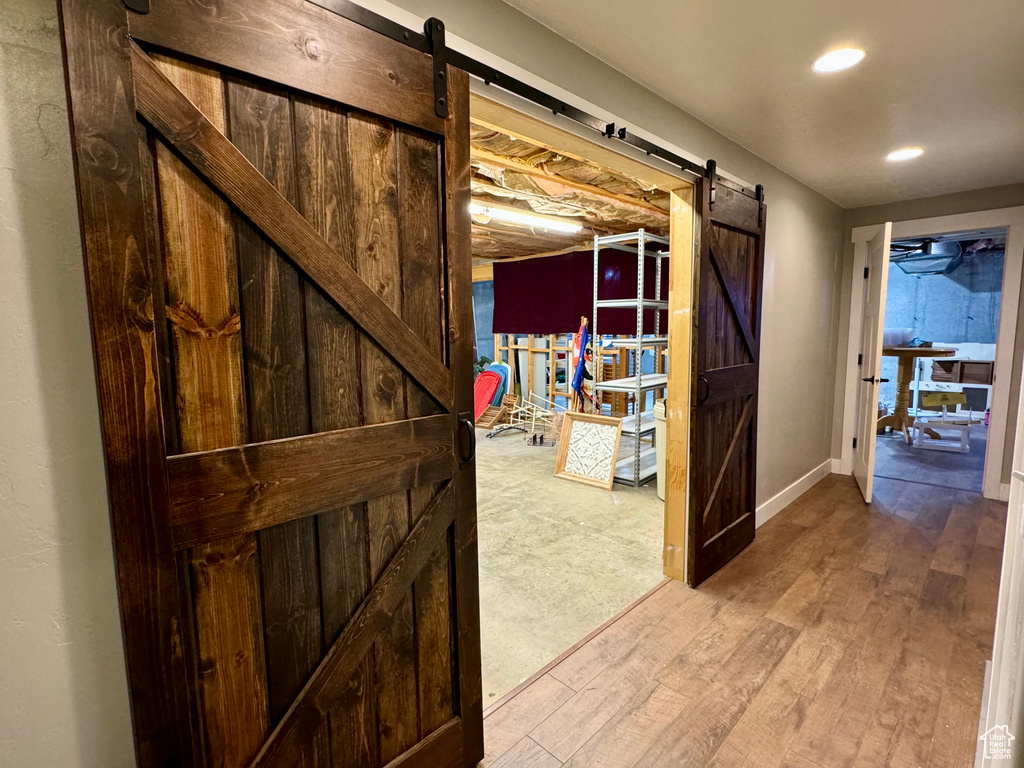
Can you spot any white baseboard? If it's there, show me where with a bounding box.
[999,483,1011,502]
[756,459,833,528]
[830,457,845,474]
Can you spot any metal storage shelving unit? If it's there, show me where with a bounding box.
[592,229,669,487]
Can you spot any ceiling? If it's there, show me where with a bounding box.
[499,0,1024,208]
[470,120,670,260]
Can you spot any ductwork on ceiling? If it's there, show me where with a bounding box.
[889,228,1006,275]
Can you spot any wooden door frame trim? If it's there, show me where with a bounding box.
[663,186,697,582]
[838,207,1024,502]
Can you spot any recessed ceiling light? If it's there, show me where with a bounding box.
[813,48,866,73]
[886,147,924,162]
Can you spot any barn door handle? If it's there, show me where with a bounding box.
[457,412,476,467]
[696,375,710,405]
[861,376,890,384]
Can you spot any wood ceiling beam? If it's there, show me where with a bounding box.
[470,147,670,222]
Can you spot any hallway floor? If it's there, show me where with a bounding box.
[475,428,665,704]
[481,474,1006,768]
[874,423,988,493]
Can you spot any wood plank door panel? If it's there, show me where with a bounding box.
[58,1,481,766]
[687,175,766,586]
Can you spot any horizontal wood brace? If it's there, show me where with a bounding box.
[128,0,444,134]
[167,414,455,548]
[700,363,758,407]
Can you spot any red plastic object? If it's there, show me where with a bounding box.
[474,371,502,421]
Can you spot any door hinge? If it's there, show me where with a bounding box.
[756,184,764,228]
[706,159,717,211]
[863,266,869,279]
[853,436,858,449]
[857,353,863,365]
[424,17,448,119]
[123,0,149,12]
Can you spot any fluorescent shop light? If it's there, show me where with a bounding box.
[469,200,583,234]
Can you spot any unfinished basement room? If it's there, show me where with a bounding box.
[467,98,678,703]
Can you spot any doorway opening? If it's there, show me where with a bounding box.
[467,94,690,705]
[874,228,1007,493]
[844,209,1024,503]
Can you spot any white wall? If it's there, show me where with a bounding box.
[0,1,135,765]
[0,0,845,762]
[364,0,848,506]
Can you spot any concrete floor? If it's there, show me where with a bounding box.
[475,428,665,704]
[874,422,987,492]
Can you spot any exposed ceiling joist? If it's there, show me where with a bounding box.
[471,147,669,221]
[468,101,676,261]
[471,95,688,193]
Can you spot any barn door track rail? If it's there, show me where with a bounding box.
[310,0,760,200]
[137,0,760,202]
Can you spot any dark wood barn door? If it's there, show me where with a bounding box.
[59,0,481,765]
[687,173,766,586]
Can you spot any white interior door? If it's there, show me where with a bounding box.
[853,222,893,503]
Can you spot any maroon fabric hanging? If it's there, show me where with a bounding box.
[492,248,668,335]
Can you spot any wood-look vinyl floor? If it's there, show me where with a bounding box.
[481,474,1006,768]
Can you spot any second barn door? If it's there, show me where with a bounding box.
[59,0,481,766]
[687,173,766,586]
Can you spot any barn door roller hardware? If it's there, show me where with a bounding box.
[424,17,448,118]
[705,159,717,211]
[309,0,761,201]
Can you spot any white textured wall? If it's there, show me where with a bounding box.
[0,0,135,765]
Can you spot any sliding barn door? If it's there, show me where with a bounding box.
[687,174,766,586]
[59,0,481,766]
